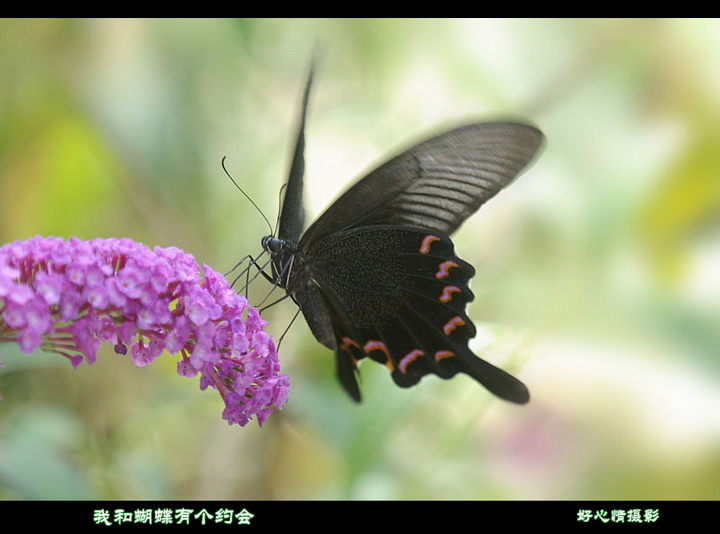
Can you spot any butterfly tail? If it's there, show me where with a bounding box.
[335,349,362,402]
[459,352,530,404]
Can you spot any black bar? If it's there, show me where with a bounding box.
[0,500,712,529]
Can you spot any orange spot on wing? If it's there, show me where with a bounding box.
[364,340,394,371]
[443,316,465,335]
[340,336,359,353]
[439,285,461,302]
[419,235,440,254]
[399,349,424,373]
[436,260,458,279]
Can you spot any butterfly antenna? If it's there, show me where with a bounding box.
[272,183,288,237]
[221,156,274,236]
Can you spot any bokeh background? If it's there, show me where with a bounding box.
[1,18,719,500]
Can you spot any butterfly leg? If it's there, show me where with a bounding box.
[227,252,275,298]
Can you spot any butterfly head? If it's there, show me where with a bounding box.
[261,235,283,254]
[261,234,300,290]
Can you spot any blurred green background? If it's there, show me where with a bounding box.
[1,18,719,500]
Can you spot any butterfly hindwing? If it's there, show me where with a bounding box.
[297,225,528,403]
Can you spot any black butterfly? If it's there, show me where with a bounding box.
[260,66,543,403]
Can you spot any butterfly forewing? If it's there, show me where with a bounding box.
[299,122,543,245]
[277,63,314,243]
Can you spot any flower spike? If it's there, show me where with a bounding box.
[0,236,289,427]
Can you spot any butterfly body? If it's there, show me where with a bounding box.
[261,67,543,403]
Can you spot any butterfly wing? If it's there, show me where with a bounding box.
[299,121,544,246]
[277,64,314,243]
[273,68,542,403]
[298,225,529,403]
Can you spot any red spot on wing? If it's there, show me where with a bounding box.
[419,235,440,254]
[439,285,461,302]
[443,316,465,335]
[436,260,458,279]
[434,350,454,362]
[364,339,394,371]
[399,349,424,373]
[340,336,359,353]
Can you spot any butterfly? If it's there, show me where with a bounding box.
[259,65,543,403]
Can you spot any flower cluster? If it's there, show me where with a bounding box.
[0,236,289,427]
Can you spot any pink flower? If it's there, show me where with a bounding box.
[0,236,289,427]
